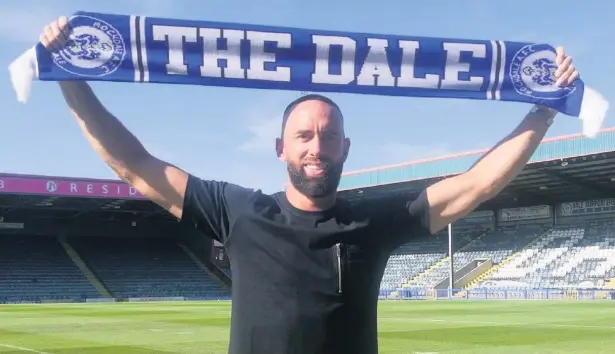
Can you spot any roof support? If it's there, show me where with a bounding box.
[70,199,114,218]
[540,169,615,198]
[490,185,557,209]
[0,195,38,215]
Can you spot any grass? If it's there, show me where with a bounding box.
[1,300,614,353]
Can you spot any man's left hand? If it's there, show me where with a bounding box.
[555,46,579,87]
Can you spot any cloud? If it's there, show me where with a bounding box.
[236,115,281,154]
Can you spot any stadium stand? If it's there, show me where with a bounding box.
[476,219,615,289]
[0,235,100,303]
[69,237,228,298]
[3,129,615,303]
[409,225,545,288]
[337,129,615,299]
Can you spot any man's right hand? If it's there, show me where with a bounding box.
[40,16,70,51]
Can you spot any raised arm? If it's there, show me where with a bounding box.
[58,82,189,219]
[423,47,579,233]
[43,17,188,219]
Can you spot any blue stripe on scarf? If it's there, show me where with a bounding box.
[9,11,608,137]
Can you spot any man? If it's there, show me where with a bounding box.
[41,17,579,354]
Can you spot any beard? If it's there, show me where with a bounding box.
[287,159,344,198]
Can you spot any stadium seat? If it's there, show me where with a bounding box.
[471,220,615,290]
[404,226,545,289]
[68,237,230,299]
[379,225,486,295]
[0,236,100,302]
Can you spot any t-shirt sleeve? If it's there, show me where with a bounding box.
[179,174,255,244]
[377,192,433,250]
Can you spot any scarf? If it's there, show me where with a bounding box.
[8,11,608,137]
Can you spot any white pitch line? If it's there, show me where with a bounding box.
[0,344,52,354]
[383,317,615,330]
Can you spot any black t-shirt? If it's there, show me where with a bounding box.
[180,174,431,354]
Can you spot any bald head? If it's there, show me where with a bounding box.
[280,94,344,138]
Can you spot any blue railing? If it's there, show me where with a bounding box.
[379,287,615,301]
[0,291,233,304]
[3,288,615,305]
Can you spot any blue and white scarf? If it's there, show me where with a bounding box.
[9,11,608,137]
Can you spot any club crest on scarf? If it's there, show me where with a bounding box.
[51,15,126,77]
[509,44,576,100]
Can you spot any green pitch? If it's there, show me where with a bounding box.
[1,300,614,353]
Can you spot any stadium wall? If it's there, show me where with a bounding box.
[491,197,615,227]
[556,198,615,218]
[392,288,615,301]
